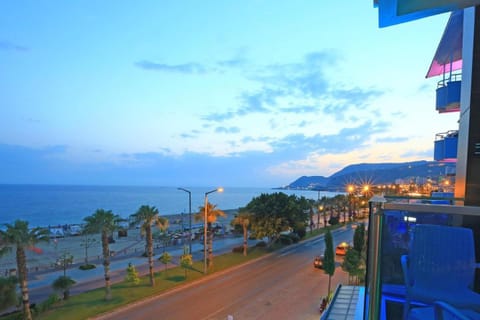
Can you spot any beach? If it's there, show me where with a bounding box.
[0,210,238,276]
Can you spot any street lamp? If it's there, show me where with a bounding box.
[203,187,223,274]
[177,187,192,254]
[318,205,323,228]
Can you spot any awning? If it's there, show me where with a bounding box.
[426,10,464,78]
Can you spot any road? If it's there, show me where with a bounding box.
[95,226,355,320]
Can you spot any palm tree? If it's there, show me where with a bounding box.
[83,209,120,300]
[195,202,225,269]
[231,210,251,256]
[130,205,168,287]
[0,220,49,320]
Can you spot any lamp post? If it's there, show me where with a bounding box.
[203,187,223,274]
[365,194,386,320]
[347,185,355,220]
[177,188,192,254]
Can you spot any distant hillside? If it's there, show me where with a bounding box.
[285,160,455,191]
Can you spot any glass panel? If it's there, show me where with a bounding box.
[363,201,480,320]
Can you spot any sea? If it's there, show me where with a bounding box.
[0,185,339,228]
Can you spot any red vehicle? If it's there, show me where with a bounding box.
[335,242,350,256]
[313,255,324,268]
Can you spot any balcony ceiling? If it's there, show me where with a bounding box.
[374,0,480,27]
[426,10,464,78]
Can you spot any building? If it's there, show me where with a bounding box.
[321,1,480,319]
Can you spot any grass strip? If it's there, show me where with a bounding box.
[32,247,267,320]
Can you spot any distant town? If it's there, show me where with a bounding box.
[282,160,456,196]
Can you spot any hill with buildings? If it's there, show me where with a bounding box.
[284,160,455,191]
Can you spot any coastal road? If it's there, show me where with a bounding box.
[95,226,355,320]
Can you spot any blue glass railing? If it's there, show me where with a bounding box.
[363,200,480,320]
[436,74,461,113]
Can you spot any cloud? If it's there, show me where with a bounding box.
[401,149,432,158]
[0,40,28,52]
[281,105,319,114]
[201,50,384,125]
[215,126,241,134]
[252,50,340,98]
[134,60,209,74]
[270,120,390,155]
[377,136,409,143]
[330,87,384,108]
[180,131,200,139]
[323,87,385,120]
[0,143,286,187]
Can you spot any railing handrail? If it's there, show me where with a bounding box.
[384,202,480,217]
[437,73,462,88]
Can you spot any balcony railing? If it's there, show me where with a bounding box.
[436,74,461,113]
[323,198,480,320]
[434,130,458,162]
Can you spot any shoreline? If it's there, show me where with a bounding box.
[0,209,239,275]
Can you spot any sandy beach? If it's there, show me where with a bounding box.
[0,210,238,276]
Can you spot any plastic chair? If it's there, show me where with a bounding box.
[401,224,480,319]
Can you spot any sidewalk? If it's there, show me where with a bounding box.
[26,234,249,290]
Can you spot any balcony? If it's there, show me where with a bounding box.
[434,130,458,162]
[322,199,480,320]
[436,74,461,113]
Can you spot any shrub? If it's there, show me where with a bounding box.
[279,235,293,245]
[328,217,340,225]
[124,263,140,285]
[295,227,306,239]
[231,246,243,253]
[79,264,96,270]
[36,294,60,313]
[255,241,267,247]
[289,233,300,243]
[0,276,17,312]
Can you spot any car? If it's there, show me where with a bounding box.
[313,255,324,268]
[335,242,350,256]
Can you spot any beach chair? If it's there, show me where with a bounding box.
[401,224,480,319]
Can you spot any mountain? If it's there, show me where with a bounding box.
[284,160,455,191]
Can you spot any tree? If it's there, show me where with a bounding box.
[231,210,251,256]
[158,252,172,276]
[323,229,335,301]
[52,276,76,300]
[180,254,193,279]
[83,209,120,301]
[246,193,309,244]
[80,232,96,267]
[124,262,140,285]
[0,220,49,320]
[341,249,361,284]
[349,223,367,284]
[130,205,169,287]
[353,223,366,254]
[195,202,225,270]
[56,251,73,277]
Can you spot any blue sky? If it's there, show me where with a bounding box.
[0,1,459,187]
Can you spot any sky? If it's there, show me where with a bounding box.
[0,1,459,188]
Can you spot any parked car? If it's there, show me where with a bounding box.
[335,242,350,256]
[313,255,324,268]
